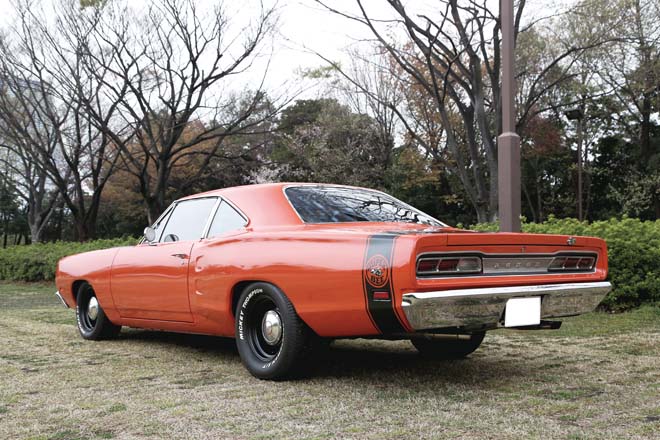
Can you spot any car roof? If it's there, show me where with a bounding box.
[177,182,368,227]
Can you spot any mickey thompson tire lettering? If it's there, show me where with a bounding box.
[238,288,263,341]
[234,282,315,380]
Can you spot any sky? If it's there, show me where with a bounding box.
[244,0,392,98]
[0,0,387,98]
[268,1,375,79]
[0,0,562,104]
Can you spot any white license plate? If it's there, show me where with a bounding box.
[505,297,541,327]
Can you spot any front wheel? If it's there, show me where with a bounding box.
[76,282,121,340]
[411,332,485,359]
[235,282,314,380]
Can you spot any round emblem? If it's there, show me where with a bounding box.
[365,254,389,288]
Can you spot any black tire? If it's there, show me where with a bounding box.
[411,332,485,359]
[235,282,314,380]
[75,282,121,340]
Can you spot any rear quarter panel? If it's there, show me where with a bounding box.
[189,229,418,337]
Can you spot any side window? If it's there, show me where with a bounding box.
[159,198,217,242]
[207,201,247,238]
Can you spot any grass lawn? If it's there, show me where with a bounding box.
[0,282,658,440]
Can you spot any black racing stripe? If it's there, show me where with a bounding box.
[363,234,406,334]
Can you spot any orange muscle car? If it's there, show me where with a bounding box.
[55,183,611,379]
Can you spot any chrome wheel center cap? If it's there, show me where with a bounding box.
[87,297,99,321]
[261,310,282,345]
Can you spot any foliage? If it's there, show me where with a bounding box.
[384,146,474,226]
[3,215,659,312]
[270,99,392,188]
[0,237,137,282]
[469,217,660,309]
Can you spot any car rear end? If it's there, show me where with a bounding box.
[396,231,611,333]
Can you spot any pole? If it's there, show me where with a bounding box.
[497,0,521,232]
[576,116,583,221]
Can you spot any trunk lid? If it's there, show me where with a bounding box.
[446,232,591,247]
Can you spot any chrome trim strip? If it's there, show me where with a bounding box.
[54,290,69,309]
[482,256,555,274]
[417,250,600,258]
[201,197,223,239]
[401,281,612,331]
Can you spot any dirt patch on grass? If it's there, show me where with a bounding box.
[0,283,658,439]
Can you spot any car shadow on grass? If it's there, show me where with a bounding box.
[113,330,536,389]
[309,341,534,388]
[115,329,239,355]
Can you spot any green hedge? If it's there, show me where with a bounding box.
[468,217,660,310]
[1,217,659,309]
[0,237,137,282]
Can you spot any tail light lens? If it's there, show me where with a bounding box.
[417,256,482,276]
[418,253,597,277]
[548,255,595,272]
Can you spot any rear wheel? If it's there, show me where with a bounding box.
[76,282,121,340]
[411,332,485,359]
[235,282,314,380]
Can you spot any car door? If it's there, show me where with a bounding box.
[110,197,219,322]
[188,199,249,326]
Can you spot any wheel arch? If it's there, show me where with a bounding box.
[70,279,90,306]
[230,280,309,325]
[231,280,291,317]
[231,280,257,317]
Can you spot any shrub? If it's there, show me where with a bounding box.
[470,217,660,310]
[1,217,658,310]
[0,237,138,282]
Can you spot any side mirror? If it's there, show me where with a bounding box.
[144,226,156,243]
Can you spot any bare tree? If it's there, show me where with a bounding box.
[0,73,60,243]
[0,0,125,241]
[316,0,618,222]
[336,49,403,151]
[0,129,59,243]
[79,0,280,222]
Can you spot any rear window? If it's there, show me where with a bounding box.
[285,186,444,226]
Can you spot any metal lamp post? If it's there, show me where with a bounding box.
[497,0,521,232]
[565,108,585,221]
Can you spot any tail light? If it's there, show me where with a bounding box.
[417,256,482,276]
[548,255,595,272]
[417,253,597,277]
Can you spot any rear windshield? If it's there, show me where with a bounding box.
[285,186,444,226]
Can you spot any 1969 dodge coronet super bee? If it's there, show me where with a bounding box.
[55,183,612,379]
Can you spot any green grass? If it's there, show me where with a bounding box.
[503,303,660,337]
[0,282,658,440]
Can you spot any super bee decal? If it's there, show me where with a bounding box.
[365,254,389,288]
[362,234,406,333]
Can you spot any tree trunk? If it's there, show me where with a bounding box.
[74,222,91,243]
[146,195,167,225]
[29,224,43,245]
[475,203,490,224]
[640,94,652,163]
[522,183,537,223]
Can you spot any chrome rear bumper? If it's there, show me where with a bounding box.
[54,290,69,309]
[401,281,612,331]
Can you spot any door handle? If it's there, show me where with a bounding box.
[171,253,189,259]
